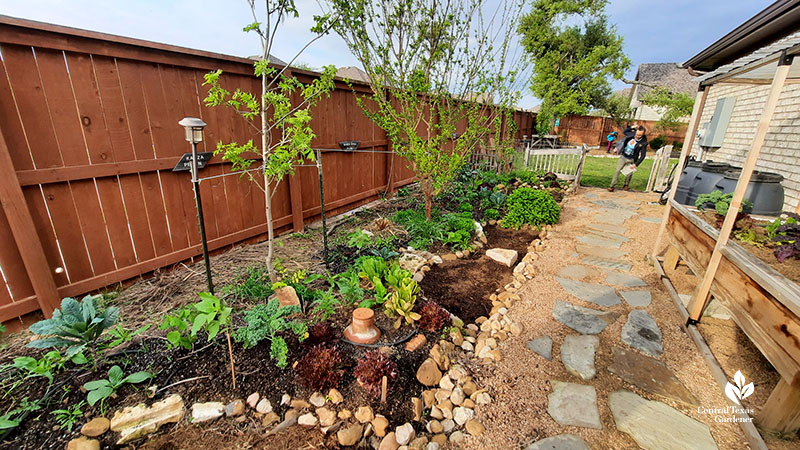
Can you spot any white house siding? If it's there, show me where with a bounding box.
[690,82,800,213]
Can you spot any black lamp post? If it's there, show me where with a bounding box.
[178,117,214,294]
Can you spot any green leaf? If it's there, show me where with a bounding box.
[0,418,20,430]
[26,336,76,349]
[123,371,152,384]
[108,365,123,385]
[87,386,113,406]
[65,344,86,358]
[191,314,208,336]
[166,331,182,347]
[206,322,220,341]
[83,380,110,391]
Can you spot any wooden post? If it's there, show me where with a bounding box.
[651,85,709,256]
[288,175,304,232]
[759,379,800,433]
[645,148,661,192]
[0,127,60,317]
[654,145,673,191]
[687,53,792,322]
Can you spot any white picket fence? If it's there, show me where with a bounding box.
[523,144,590,185]
[646,145,674,192]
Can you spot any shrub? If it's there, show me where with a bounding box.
[417,301,450,332]
[27,295,118,358]
[458,202,473,212]
[649,135,666,150]
[484,208,500,220]
[353,350,398,397]
[296,345,346,391]
[500,188,560,229]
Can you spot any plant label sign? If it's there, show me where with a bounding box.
[172,152,214,172]
[339,141,360,152]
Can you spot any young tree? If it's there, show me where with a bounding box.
[599,92,634,127]
[640,87,694,131]
[519,0,629,135]
[320,0,527,219]
[203,1,337,280]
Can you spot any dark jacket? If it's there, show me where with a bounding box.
[620,126,648,166]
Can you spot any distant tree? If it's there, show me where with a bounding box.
[291,61,319,72]
[599,92,634,127]
[319,0,527,219]
[519,0,630,135]
[640,87,694,131]
[203,1,337,281]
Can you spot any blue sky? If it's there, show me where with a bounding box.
[0,0,769,108]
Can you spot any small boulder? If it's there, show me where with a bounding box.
[191,402,225,423]
[80,417,109,437]
[110,394,184,445]
[486,248,518,267]
[337,423,363,446]
[416,359,443,386]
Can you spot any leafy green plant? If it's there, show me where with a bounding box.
[27,295,119,359]
[0,398,40,431]
[4,350,72,384]
[103,324,150,350]
[501,188,561,229]
[768,213,800,262]
[310,289,341,321]
[51,401,85,431]
[358,257,388,286]
[83,366,152,414]
[384,279,421,328]
[233,299,307,368]
[346,229,373,249]
[159,308,197,351]
[222,265,274,301]
[397,187,410,197]
[0,324,5,335]
[767,214,799,240]
[695,190,753,217]
[334,269,366,305]
[370,247,400,260]
[383,264,412,290]
[485,208,500,220]
[458,203,473,212]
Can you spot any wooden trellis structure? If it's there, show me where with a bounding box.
[653,37,800,436]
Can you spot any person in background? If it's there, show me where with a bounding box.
[609,125,648,192]
[606,130,618,153]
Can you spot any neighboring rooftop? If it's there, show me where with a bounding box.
[631,63,699,98]
[336,66,371,83]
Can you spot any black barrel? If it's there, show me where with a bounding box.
[686,162,734,207]
[674,161,704,205]
[715,170,784,216]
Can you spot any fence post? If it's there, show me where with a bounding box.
[0,127,60,317]
[288,175,304,232]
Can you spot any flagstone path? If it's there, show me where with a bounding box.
[524,191,720,450]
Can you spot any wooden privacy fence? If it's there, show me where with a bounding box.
[0,16,538,323]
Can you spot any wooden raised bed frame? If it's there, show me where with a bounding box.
[664,200,800,432]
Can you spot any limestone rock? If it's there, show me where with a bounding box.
[527,336,553,360]
[608,390,717,450]
[67,437,100,450]
[225,400,245,417]
[356,405,374,424]
[256,398,273,414]
[262,412,280,428]
[309,392,326,407]
[412,397,423,421]
[80,417,110,437]
[453,406,474,426]
[273,285,300,308]
[317,407,336,427]
[449,431,466,443]
[450,388,465,406]
[525,434,590,450]
[298,413,318,426]
[379,432,400,450]
[372,415,389,437]
[395,423,416,445]
[561,335,599,381]
[337,423,364,446]
[546,381,601,429]
[441,418,455,433]
[416,358,443,386]
[465,419,485,436]
[428,420,443,433]
[338,409,353,420]
[291,399,310,410]
[406,334,427,351]
[246,392,260,409]
[328,388,344,404]
[486,248,518,267]
[110,394,185,444]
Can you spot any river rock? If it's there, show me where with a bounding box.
[608,390,718,450]
[395,423,416,445]
[67,437,100,450]
[561,335,599,381]
[110,394,185,444]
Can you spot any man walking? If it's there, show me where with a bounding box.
[609,125,648,192]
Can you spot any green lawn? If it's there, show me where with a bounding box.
[580,156,677,191]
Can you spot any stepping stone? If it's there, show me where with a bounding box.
[586,222,624,234]
[581,256,632,272]
[605,271,647,287]
[641,216,662,223]
[556,265,599,281]
[555,277,621,306]
[608,347,699,406]
[595,214,629,225]
[583,193,599,199]
[561,335,599,381]
[577,235,622,248]
[525,434,590,450]
[622,310,663,357]
[609,390,718,450]
[585,229,630,243]
[576,245,628,260]
[527,336,553,361]
[553,301,619,335]
[620,290,651,307]
[547,381,601,429]
[591,199,634,210]
[576,207,592,212]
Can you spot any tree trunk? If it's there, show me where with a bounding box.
[262,72,276,282]
[423,186,433,220]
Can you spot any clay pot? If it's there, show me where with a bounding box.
[344,308,381,344]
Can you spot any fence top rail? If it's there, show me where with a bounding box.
[526,147,583,156]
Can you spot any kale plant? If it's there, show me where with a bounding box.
[233,299,307,368]
[27,295,119,358]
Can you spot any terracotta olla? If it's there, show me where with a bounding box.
[344,308,381,344]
